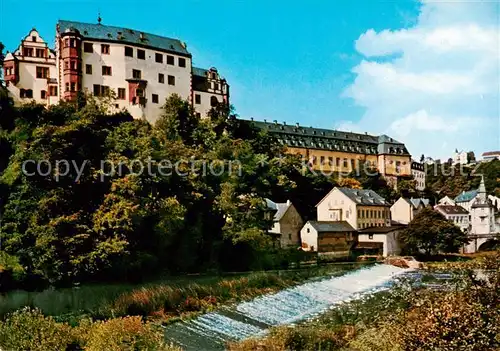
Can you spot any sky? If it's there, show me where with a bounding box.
[1,0,499,160]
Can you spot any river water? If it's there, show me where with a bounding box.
[164,264,409,350]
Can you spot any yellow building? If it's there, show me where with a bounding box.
[244,119,412,184]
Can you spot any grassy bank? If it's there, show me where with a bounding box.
[0,263,364,321]
[229,252,500,351]
[0,263,366,350]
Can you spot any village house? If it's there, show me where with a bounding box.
[434,204,469,232]
[455,190,479,212]
[390,197,430,224]
[265,199,304,248]
[300,221,357,257]
[438,196,455,206]
[316,187,391,230]
[356,226,404,257]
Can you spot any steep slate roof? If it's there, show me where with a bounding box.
[409,198,430,209]
[192,67,208,77]
[482,151,500,156]
[308,221,355,233]
[57,20,191,57]
[265,198,292,221]
[455,190,478,203]
[435,205,469,215]
[240,119,409,156]
[337,188,388,206]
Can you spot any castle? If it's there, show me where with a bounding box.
[2,19,229,123]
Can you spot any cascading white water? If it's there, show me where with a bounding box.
[165,264,408,350]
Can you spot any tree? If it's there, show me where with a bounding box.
[467,151,476,163]
[400,207,469,255]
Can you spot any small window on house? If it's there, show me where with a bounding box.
[195,94,201,104]
[167,55,174,65]
[64,38,69,48]
[306,228,310,233]
[320,156,325,165]
[137,49,146,60]
[65,83,70,92]
[35,49,45,58]
[70,61,77,70]
[288,234,292,240]
[167,75,175,85]
[23,48,33,57]
[101,44,110,54]
[196,112,201,118]
[101,85,110,96]
[117,88,126,100]
[155,53,163,63]
[132,69,142,79]
[70,82,76,92]
[69,38,76,48]
[210,96,218,107]
[124,46,133,57]
[32,36,37,42]
[158,73,164,83]
[49,86,58,96]
[152,94,159,104]
[102,66,112,76]
[40,90,47,99]
[369,234,373,239]
[214,83,220,91]
[93,84,101,96]
[136,88,144,97]
[83,42,93,53]
[86,64,92,74]
[178,57,186,67]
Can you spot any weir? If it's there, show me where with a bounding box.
[164,264,408,350]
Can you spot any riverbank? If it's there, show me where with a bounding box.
[229,252,500,351]
[0,263,364,350]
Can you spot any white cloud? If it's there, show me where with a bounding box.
[341,0,500,159]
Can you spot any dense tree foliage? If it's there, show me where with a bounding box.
[0,94,343,288]
[400,207,469,255]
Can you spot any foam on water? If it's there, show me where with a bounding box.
[164,264,407,350]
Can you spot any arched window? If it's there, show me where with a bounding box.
[210,96,218,107]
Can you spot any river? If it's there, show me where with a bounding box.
[164,264,408,350]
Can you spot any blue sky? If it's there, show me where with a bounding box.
[1,0,498,159]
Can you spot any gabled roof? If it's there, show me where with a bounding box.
[57,20,191,57]
[435,205,469,215]
[336,188,387,206]
[455,190,478,203]
[409,198,430,209]
[265,198,292,221]
[482,151,500,156]
[308,221,355,233]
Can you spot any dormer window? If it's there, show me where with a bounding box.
[32,36,37,42]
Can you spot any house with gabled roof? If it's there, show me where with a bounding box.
[300,221,357,256]
[390,197,431,224]
[265,199,304,248]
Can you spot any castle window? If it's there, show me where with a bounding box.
[117,88,126,100]
[86,64,92,74]
[158,73,164,83]
[152,94,159,104]
[343,159,348,168]
[70,38,76,48]
[49,86,58,96]
[70,82,76,92]
[23,48,33,57]
[212,72,217,79]
[137,49,146,60]
[320,156,325,165]
[83,42,93,53]
[32,35,37,42]
[210,96,218,106]
[102,66,112,76]
[132,69,142,79]
[66,83,70,92]
[214,83,220,91]
[101,44,110,54]
[196,112,201,118]
[136,88,144,97]
[167,55,174,65]
[178,57,186,67]
[36,66,49,79]
[36,49,46,58]
[168,75,175,86]
[20,89,26,98]
[40,90,47,99]
[328,157,334,166]
[125,46,133,57]
[195,94,201,104]
[155,53,163,63]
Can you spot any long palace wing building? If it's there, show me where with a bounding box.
[3,19,229,122]
[244,119,413,185]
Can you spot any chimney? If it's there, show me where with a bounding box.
[264,119,267,123]
[283,121,287,125]
[140,32,145,40]
[250,117,254,121]
[296,122,300,127]
[286,199,291,206]
[273,120,278,124]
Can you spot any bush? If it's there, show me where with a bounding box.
[79,316,167,351]
[0,307,75,351]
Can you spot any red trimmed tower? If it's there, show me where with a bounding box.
[57,25,82,101]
